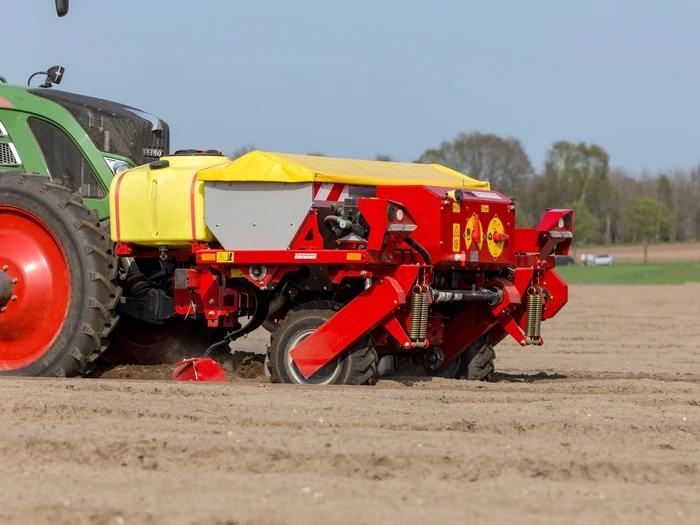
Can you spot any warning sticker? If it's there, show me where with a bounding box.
[216,251,234,263]
[230,268,245,278]
[452,202,461,213]
[452,223,460,252]
[481,205,489,213]
[486,215,506,261]
[473,191,502,201]
[464,214,484,250]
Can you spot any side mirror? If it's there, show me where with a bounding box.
[46,66,65,85]
[56,0,69,17]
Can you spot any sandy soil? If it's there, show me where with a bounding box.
[1,284,700,525]
[574,242,700,263]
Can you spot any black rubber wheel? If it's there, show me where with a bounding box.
[455,334,496,381]
[0,172,120,376]
[266,300,378,385]
[432,352,462,379]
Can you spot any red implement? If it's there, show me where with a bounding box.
[172,358,226,382]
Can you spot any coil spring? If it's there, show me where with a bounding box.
[409,289,422,339]
[524,290,543,340]
[418,290,429,340]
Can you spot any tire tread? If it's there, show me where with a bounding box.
[0,171,120,377]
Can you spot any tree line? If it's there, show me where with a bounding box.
[233,132,700,246]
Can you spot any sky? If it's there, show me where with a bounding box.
[4,0,700,174]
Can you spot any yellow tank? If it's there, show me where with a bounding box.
[109,155,229,248]
[109,151,489,248]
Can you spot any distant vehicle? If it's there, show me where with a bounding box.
[555,255,575,266]
[591,254,614,266]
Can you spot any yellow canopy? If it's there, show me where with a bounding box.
[197,151,490,190]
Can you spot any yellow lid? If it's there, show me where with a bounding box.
[197,151,489,190]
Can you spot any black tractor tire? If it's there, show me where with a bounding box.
[455,334,496,381]
[266,300,378,385]
[0,172,120,376]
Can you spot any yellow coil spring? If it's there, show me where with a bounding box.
[525,292,543,339]
[418,291,429,340]
[409,291,423,339]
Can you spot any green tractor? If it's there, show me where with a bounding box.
[0,67,222,375]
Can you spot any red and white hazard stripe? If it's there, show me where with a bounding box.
[313,183,350,201]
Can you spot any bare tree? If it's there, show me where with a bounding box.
[416,132,533,197]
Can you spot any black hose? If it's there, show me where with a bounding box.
[404,236,432,265]
[324,215,342,231]
[262,294,288,332]
[202,281,269,358]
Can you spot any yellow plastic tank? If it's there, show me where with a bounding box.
[109,155,229,248]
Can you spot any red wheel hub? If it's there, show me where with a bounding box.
[0,206,71,370]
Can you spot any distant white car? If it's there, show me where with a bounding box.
[591,254,614,266]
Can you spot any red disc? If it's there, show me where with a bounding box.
[0,206,71,370]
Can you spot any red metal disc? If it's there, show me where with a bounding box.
[172,358,226,382]
[0,206,71,370]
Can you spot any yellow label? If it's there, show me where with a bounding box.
[486,215,506,261]
[229,268,244,278]
[452,202,461,213]
[346,252,362,261]
[201,253,216,262]
[452,223,460,252]
[216,251,235,263]
[464,214,484,250]
[481,205,489,213]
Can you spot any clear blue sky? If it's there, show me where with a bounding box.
[5,0,700,173]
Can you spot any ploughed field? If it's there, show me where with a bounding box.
[576,241,700,263]
[1,284,699,525]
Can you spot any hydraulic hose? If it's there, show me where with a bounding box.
[404,236,432,265]
[262,294,288,332]
[324,215,342,231]
[202,281,269,358]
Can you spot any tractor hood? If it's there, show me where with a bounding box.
[29,88,169,167]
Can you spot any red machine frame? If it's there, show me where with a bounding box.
[116,184,572,379]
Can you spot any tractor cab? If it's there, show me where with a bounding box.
[0,68,170,219]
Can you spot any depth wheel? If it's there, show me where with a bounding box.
[266,301,377,385]
[431,353,462,379]
[0,172,120,376]
[456,334,496,381]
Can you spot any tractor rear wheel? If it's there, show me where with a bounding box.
[266,301,378,385]
[0,172,120,376]
[456,334,496,381]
